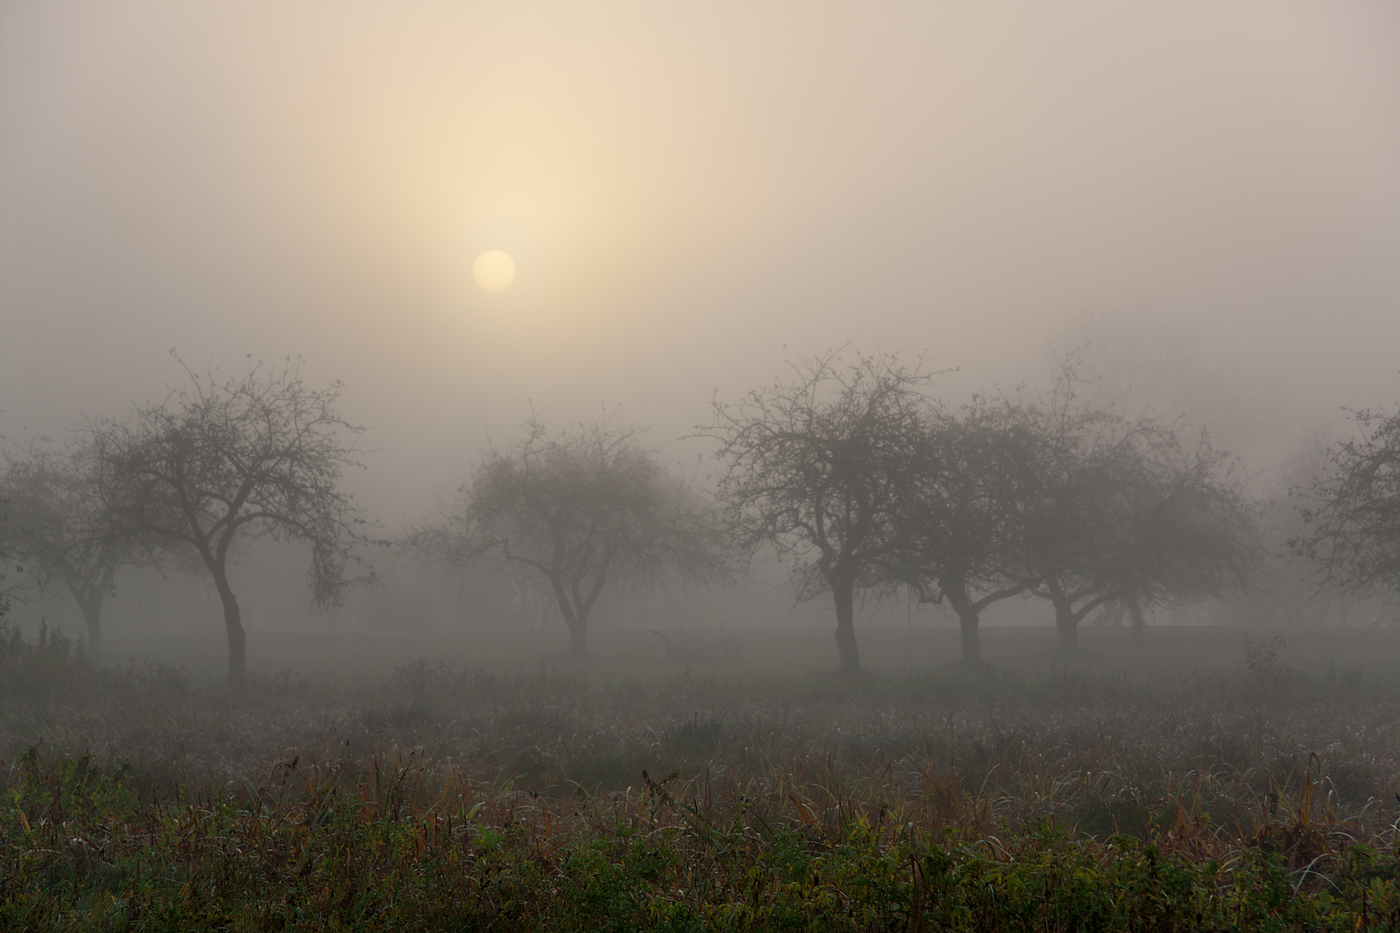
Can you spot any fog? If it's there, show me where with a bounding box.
[3,2,1400,659]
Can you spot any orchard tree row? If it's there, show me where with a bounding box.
[0,357,368,683]
[3,350,1400,682]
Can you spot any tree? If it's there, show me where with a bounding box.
[1096,435,1256,642]
[94,356,370,685]
[1010,373,1254,650]
[709,352,939,674]
[1019,406,1155,651]
[0,441,135,659]
[903,396,1038,665]
[1220,421,1346,628]
[1296,405,1400,600]
[411,417,730,656]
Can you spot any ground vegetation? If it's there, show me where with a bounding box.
[2,624,1399,930]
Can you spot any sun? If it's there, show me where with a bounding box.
[472,250,517,292]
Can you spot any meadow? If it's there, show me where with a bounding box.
[6,619,1400,930]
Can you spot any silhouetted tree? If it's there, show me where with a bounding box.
[1296,404,1400,600]
[1221,422,1346,627]
[94,356,370,685]
[0,441,135,659]
[1010,371,1255,650]
[1098,436,1257,643]
[412,417,730,655]
[709,352,939,674]
[903,396,1038,664]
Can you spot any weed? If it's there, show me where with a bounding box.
[2,622,1400,927]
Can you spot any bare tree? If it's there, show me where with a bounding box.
[1219,420,1346,628]
[1296,404,1400,601]
[1099,436,1257,642]
[708,352,939,674]
[94,356,370,684]
[0,440,135,659]
[1010,370,1255,650]
[411,417,730,656]
[904,396,1038,665]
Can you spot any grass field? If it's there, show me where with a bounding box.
[6,620,1400,929]
[97,620,1400,686]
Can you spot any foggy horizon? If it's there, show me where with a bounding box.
[4,2,1398,523]
[3,1,1400,660]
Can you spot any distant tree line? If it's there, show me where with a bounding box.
[3,348,1399,681]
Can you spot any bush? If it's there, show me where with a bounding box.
[0,619,98,703]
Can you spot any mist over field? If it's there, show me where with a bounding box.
[4,5,1400,926]
[4,2,1399,668]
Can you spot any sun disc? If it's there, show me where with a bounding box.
[473,250,516,292]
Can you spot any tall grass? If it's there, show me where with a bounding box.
[4,623,1400,929]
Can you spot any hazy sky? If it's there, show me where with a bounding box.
[3,1,1399,520]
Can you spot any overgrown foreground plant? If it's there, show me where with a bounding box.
[6,635,1400,929]
[5,748,1400,932]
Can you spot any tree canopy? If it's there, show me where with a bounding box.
[94,356,370,684]
[709,352,940,673]
[1006,374,1255,650]
[412,417,730,655]
[0,440,135,659]
[1296,405,1400,600]
[901,396,1039,664]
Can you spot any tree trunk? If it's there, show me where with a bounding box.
[831,575,861,674]
[212,566,246,686]
[77,590,104,662]
[958,613,983,665]
[1050,586,1079,652]
[942,583,983,665]
[547,576,588,656]
[1126,592,1145,646]
[569,618,588,656]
